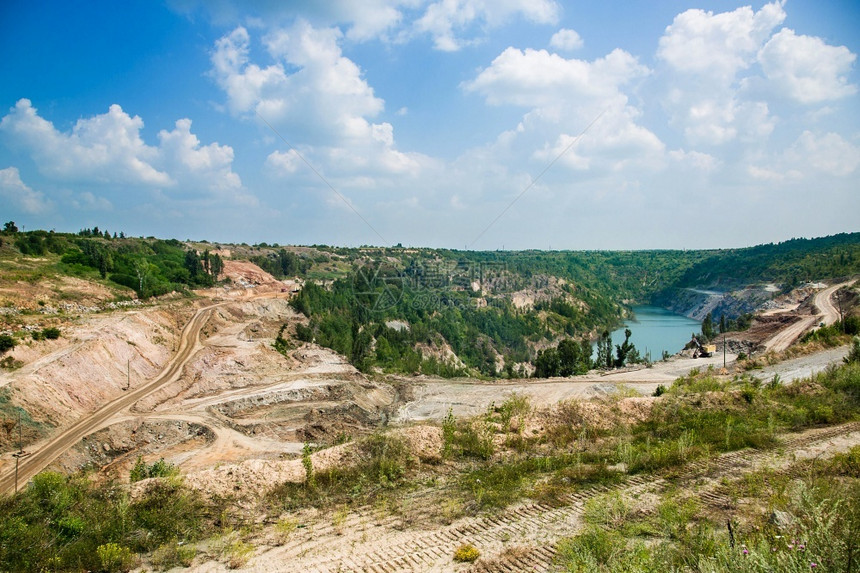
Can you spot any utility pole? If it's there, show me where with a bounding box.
[13,411,28,494]
[723,334,727,369]
[837,289,845,332]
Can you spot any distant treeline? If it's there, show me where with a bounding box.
[4,223,859,376]
[669,233,860,289]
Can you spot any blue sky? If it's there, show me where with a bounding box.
[1,0,858,249]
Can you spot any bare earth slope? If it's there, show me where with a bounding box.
[764,279,856,352]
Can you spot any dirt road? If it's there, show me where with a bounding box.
[0,302,222,495]
[765,279,856,352]
[395,352,734,422]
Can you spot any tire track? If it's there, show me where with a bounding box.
[256,421,860,573]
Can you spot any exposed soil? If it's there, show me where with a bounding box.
[180,422,860,573]
[0,265,856,573]
[0,262,396,493]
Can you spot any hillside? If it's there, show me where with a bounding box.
[1,225,859,572]
[3,228,860,379]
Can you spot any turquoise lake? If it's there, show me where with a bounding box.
[598,305,702,361]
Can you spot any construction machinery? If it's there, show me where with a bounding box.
[691,337,716,358]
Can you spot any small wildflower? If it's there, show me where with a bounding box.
[811,563,817,568]
[743,549,749,555]
[799,544,805,551]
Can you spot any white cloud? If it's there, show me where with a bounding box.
[759,28,857,104]
[0,99,170,185]
[549,28,582,52]
[464,47,648,108]
[70,191,113,211]
[656,2,789,147]
[668,149,720,172]
[158,118,249,203]
[415,0,560,51]
[212,23,384,141]
[748,131,860,181]
[786,131,860,176]
[213,23,434,185]
[657,1,785,83]
[0,99,249,205]
[169,0,416,43]
[462,46,661,176]
[0,167,52,214]
[677,97,775,145]
[266,149,303,175]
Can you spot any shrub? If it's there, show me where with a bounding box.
[362,432,410,487]
[129,457,178,483]
[845,336,860,364]
[301,443,315,489]
[0,334,15,353]
[150,539,196,570]
[129,481,206,551]
[453,543,481,563]
[42,327,61,340]
[96,543,135,573]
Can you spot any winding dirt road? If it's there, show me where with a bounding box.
[765,279,856,352]
[0,302,222,495]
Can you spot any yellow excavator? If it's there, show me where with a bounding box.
[691,336,716,358]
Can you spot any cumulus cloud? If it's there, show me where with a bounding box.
[549,28,583,51]
[668,149,720,172]
[173,0,561,50]
[748,131,860,181]
[463,46,661,176]
[759,28,857,104]
[170,0,413,43]
[212,23,433,184]
[0,167,52,214]
[657,1,785,82]
[415,0,560,51]
[157,118,251,203]
[786,131,860,176]
[465,47,648,108]
[656,2,790,146]
[212,24,384,140]
[0,99,248,204]
[0,99,169,185]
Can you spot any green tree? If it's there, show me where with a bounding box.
[595,330,613,369]
[557,338,592,376]
[701,312,715,340]
[3,221,17,233]
[184,250,201,279]
[614,328,636,368]
[210,253,224,278]
[534,347,560,377]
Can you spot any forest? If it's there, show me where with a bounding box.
[3,223,859,377]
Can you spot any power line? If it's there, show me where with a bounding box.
[467,109,607,250]
[256,111,389,246]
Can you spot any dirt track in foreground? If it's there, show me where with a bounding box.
[187,421,860,573]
